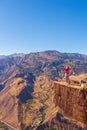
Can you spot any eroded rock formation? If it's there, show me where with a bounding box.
[53,81,87,124]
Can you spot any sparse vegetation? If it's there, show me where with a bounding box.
[25,99,33,110]
[41,109,46,122]
[43,102,49,109]
[20,99,34,130]
[21,123,27,130]
[45,128,56,130]
[0,122,9,130]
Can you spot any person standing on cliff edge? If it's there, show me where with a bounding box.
[64,65,71,84]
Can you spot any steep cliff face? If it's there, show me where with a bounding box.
[36,78,87,130]
[53,81,87,124]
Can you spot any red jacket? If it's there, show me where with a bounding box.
[64,67,71,74]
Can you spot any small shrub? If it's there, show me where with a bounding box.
[41,110,46,122]
[25,99,33,110]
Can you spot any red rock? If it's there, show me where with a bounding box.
[53,82,87,124]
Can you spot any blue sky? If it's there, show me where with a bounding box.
[0,0,87,55]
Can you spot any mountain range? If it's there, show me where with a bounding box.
[0,50,87,130]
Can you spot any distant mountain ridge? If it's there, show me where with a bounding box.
[0,53,25,59]
[0,50,87,60]
[0,50,87,82]
[0,55,7,59]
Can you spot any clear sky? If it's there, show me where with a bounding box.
[0,0,87,55]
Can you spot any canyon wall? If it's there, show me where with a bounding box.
[53,82,87,124]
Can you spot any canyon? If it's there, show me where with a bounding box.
[0,50,87,130]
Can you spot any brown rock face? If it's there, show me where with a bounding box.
[53,82,87,124]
